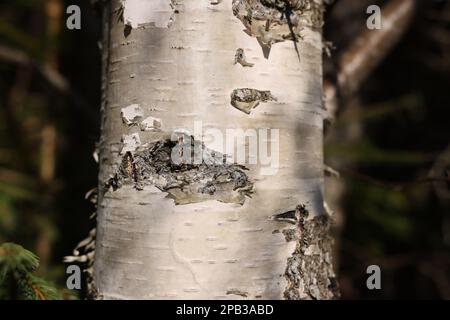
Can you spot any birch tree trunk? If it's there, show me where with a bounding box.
[93,0,339,300]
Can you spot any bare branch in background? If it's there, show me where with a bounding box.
[338,167,450,191]
[0,44,97,124]
[0,44,69,92]
[325,0,416,121]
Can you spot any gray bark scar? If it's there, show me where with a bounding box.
[230,88,277,114]
[105,138,254,205]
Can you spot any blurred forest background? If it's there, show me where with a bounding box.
[0,0,449,299]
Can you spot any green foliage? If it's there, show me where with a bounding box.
[346,182,414,244]
[0,243,61,300]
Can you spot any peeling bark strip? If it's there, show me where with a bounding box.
[107,139,253,205]
[232,0,324,58]
[230,88,277,114]
[284,205,340,299]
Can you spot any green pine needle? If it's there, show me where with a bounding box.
[0,243,39,278]
[17,273,61,300]
[0,242,61,300]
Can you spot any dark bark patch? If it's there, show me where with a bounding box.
[271,209,297,224]
[283,204,340,299]
[282,228,297,242]
[232,0,323,58]
[123,24,132,37]
[230,88,277,114]
[226,289,249,297]
[106,138,254,205]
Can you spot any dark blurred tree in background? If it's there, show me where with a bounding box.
[324,0,450,299]
[0,0,449,299]
[0,0,100,297]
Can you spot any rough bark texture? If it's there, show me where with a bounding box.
[283,204,339,299]
[94,0,338,299]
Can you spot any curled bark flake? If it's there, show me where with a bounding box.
[64,227,97,299]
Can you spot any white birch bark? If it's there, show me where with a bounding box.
[94,0,338,300]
